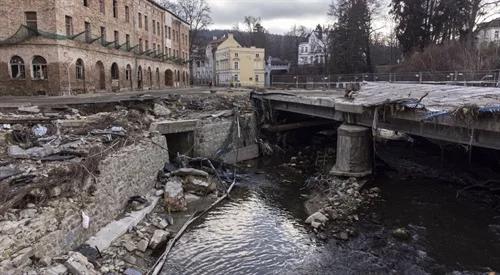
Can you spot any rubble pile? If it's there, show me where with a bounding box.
[304,175,380,240]
[0,91,253,274]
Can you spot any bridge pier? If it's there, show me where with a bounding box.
[331,124,372,177]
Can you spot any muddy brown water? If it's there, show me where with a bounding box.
[160,157,500,275]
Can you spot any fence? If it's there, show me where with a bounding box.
[271,70,500,89]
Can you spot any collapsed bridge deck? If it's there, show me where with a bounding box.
[252,82,500,150]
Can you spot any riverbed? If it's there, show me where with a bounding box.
[160,156,500,274]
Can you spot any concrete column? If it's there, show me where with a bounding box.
[331,124,372,177]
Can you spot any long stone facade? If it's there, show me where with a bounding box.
[0,0,190,96]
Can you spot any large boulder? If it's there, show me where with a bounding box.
[153,103,172,117]
[149,230,170,249]
[163,177,187,212]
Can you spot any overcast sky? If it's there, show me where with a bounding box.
[207,0,332,34]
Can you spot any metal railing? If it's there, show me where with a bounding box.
[271,70,500,89]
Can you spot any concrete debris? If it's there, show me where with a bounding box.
[0,165,22,181]
[32,124,48,137]
[43,264,68,275]
[122,240,136,252]
[163,177,187,212]
[8,145,60,159]
[64,251,98,275]
[124,267,143,275]
[137,239,149,252]
[149,229,170,249]
[153,103,172,117]
[81,211,90,229]
[18,106,40,114]
[185,193,202,203]
[184,176,216,195]
[305,212,329,225]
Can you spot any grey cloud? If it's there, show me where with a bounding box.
[208,0,330,26]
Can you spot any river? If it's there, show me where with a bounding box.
[160,156,500,274]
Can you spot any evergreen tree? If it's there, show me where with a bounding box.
[328,0,372,73]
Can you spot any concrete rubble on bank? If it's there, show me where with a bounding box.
[0,90,257,274]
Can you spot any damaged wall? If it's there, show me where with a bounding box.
[195,114,259,162]
[0,133,168,271]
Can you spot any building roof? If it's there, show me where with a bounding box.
[147,0,190,26]
[478,18,500,30]
[268,57,289,66]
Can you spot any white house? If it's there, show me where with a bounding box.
[477,18,500,47]
[298,31,327,66]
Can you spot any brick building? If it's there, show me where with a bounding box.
[0,0,190,96]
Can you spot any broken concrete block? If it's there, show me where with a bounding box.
[64,251,98,275]
[19,208,37,219]
[164,177,186,212]
[43,264,68,275]
[184,176,216,195]
[40,256,52,267]
[149,230,169,249]
[18,106,40,113]
[12,247,33,267]
[49,186,62,197]
[153,103,172,117]
[137,239,149,252]
[8,145,60,159]
[123,240,136,252]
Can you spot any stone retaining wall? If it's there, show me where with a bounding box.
[0,133,168,272]
[194,114,258,160]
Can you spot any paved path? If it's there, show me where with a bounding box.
[0,87,250,108]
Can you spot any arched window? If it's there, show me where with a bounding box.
[76,59,85,80]
[10,56,25,79]
[111,63,119,79]
[126,64,132,81]
[32,56,48,80]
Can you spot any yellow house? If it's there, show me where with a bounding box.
[215,34,265,87]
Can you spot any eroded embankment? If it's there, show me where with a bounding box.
[0,91,258,274]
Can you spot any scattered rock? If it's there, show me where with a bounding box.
[184,176,216,195]
[155,189,164,196]
[149,230,170,249]
[32,124,48,137]
[65,251,98,275]
[392,228,411,241]
[8,145,60,159]
[311,221,322,229]
[339,231,349,240]
[123,254,137,265]
[44,264,68,275]
[185,193,202,203]
[11,247,33,267]
[137,239,149,252]
[40,256,52,266]
[49,186,62,197]
[19,208,37,219]
[164,177,187,212]
[153,103,172,117]
[124,267,143,275]
[18,106,40,113]
[123,240,136,252]
[305,212,329,225]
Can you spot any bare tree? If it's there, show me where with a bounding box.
[464,0,500,46]
[243,16,262,32]
[159,0,212,54]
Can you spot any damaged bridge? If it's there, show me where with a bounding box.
[252,82,500,176]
